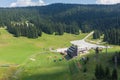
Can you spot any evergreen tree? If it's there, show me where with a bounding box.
[0,4,120,40]
[105,66,111,80]
[104,29,120,45]
[112,68,118,80]
[99,64,105,79]
[95,64,105,80]
[95,64,99,79]
[93,30,101,39]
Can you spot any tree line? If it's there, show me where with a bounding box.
[7,21,42,38]
[103,29,120,45]
[0,3,120,45]
[95,64,118,80]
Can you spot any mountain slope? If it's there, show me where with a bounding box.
[0,3,120,45]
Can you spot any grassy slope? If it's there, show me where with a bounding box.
[0,28,87,64]
[81,33,120,80]
[19,53,71,80]
[0,28,87,79]
[85,34,104,45]
[14,31,120,80]
[19,47,120,80]
[0,28,120,80]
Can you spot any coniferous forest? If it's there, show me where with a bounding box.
[0,3,120,45]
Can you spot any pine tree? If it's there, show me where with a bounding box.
[105,66,111,80]
[93,30,101,39]
[99,64,105,79]
[112,68,118,80]
[95,64,99,79]
[95,64,105,80]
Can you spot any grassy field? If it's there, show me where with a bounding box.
[17,46,120,80]
[0,28,87,80]
[0,28,120,80]
[85,34,104,45]
[0,28,87,63]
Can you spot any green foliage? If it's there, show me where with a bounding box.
[95,64,105,80]
[95,64,99,79]
[105,66,111,80]
[0,28,88,79]
[81,24,92,33]
[111,51,120,65]
[0,3,120,80]
[112,68,118,80]
[8,21,40,38]
[104,29,120,45]
[83,67,87,73]
[0,4,120,41]
[95,64,118,80]
[69,60,79,74]
[93,30,101,39]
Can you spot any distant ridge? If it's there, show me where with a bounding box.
[0,3,120,8]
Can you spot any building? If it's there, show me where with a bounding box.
[67,45,78,58]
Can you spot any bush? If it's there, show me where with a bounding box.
[83,67,87,73]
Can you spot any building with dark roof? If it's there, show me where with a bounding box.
[67,45,78,58]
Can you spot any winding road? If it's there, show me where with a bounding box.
[56,31,106,52]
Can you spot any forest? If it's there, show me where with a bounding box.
[0,3,120,45]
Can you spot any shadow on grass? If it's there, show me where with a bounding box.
[65,55,72,60]
[21,71,71,80]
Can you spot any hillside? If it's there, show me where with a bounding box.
[0,28,87,63]
[0,28,87,79]
[0,28,120,80]
[0,3,120,80]
[0,3,120,45]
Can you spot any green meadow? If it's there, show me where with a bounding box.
[0,28,87,63]
[0,28,87,79]
[0,28,120,80]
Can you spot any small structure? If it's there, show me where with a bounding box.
[67,45,78,58]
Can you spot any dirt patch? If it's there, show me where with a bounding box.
[0,64,19,68]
